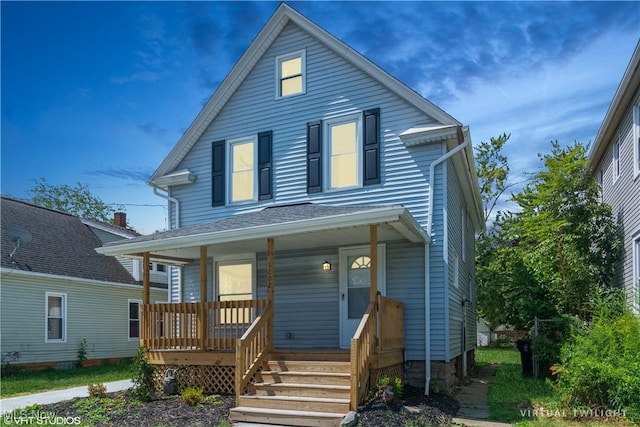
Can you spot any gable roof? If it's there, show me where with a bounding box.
[589,40,640,170]
[1,197,137,285]
[150,3,460,183]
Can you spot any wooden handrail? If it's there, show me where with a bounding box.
[350,301,376,411]
[141,300,267,351]
[235,304,273,405]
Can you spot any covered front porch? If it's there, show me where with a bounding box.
[98,204,428,422]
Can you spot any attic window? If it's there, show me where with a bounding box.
[276,50,305,98]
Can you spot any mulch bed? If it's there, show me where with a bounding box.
[29,385,458,426]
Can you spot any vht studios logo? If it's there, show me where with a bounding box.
[2,410,82,425]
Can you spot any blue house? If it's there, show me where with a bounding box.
[98,4,483,425]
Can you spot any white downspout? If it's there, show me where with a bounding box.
[151,184,181,303]
[425,126,468,394]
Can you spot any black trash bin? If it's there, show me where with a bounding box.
[516,339,533,376]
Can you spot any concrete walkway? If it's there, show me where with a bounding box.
[452,364,511,427]
[0,380,133,414]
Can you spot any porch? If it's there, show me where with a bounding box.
[142,293,404,424]
[97,204,427,425]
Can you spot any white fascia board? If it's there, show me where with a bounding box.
[0,268,155,291]
[399,124,460,147]
[150,169,197,189]
[96,206,426,256]
[80,219,137,239]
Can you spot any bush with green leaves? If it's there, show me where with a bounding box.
[552,312,640,423]
[131,346,155,402]
[181,387,204,406]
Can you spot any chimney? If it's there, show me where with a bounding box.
[114,212,127,228]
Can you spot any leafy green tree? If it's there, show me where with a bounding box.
[476,141,620,328]
[29,178,115,223]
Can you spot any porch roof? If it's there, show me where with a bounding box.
[95,203,428,263]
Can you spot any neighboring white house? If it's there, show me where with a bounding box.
[97,4,483,424]
[0,197,167,368]
[589,41,640,313]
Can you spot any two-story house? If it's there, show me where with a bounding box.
[0,198,167,369]
[97,4,483,425]
[589,40,640,313]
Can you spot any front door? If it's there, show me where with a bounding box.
[339,244,386,348]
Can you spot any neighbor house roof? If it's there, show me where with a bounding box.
[589,40,640,170]
[1,197,137,285]
[149,3,461,184]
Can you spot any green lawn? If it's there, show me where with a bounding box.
[1,362,133,397]
[476,348,632,426]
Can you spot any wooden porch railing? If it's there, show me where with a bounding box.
[235,304,273,405]
[141,300,267,351]
[350,295,404,410]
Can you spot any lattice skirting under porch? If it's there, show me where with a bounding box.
[153,365,235,395]
[371,363,404,387]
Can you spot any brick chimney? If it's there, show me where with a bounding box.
[114,212,127,228]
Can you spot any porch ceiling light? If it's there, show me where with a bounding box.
[322,260,331,271]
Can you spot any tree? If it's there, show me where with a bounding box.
[29,178,115,223]
[476,141,621,329]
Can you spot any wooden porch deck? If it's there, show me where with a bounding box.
[142,295,404,425]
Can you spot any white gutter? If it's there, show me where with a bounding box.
[425,125,467,394]
[151,185,180,229]
[426,127,468,238]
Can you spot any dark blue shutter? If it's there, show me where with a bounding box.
[307,121,322,193]
[258,130,273,200]
[363,108,380,185]
[212,140,225,207]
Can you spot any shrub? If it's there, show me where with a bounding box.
[181,387,204,406]
[131,347,155,402]
[377,376,403,403]
[88,382,107,398]
[552,312,640,423]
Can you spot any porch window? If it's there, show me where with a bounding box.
[326,114,362,190]
[217,262,254,323]
[276,50,305,98]
[46,292,66,342]
[128,300,141,340]
[229,138,257,203]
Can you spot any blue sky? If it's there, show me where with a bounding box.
[2,1,639,234]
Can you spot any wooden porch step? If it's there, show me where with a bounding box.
[249,382,350,399]
[237,395,350,413]
[258,370,351,386]
[229,406,344,427]
[263,360,350,373]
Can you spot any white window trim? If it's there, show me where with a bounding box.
[226,136,258,205]
[453,254,460,288]
[214,258,257,301]
[633,103,639,179]
[323,112,363,191]
[461,210,467,262]
[128,299,142,341]
[275,49,306,99]
[613,134,621,184]
[45,292,67,343]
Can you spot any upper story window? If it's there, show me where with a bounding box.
[229,137,257,203]
[46,292,66,342]
[212,132,272,207]
[326,114,361,190]
[276,50,306,98]
[306,109,380,194]
[613,135,621,183]
[633,103,639,179]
